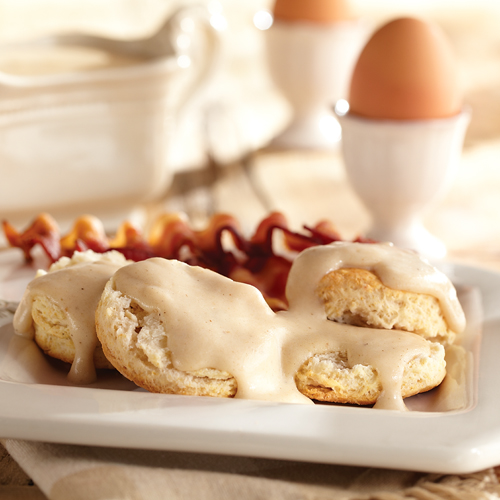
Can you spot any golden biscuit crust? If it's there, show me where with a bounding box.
[24,250,131,372]
[295,345,446,405]
[32,294,113,369]
[316,268,456,345]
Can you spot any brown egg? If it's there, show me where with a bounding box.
[348,17,462,120]
[273,0,355,24]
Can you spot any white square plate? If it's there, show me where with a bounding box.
[0,248,498,474]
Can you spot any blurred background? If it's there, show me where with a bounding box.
[2,0,500,264]
[1,0,499,151]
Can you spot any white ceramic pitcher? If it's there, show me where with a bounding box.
[0,6,218,228]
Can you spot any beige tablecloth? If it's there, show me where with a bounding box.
[3,439,500,500]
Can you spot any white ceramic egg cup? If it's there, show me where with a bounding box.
[340,110,470,259]
[265,19,365,150]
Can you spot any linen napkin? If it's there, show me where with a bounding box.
[3,438,500,500]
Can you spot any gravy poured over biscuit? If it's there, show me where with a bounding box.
[14,253,128,384]
[108,242,465,410]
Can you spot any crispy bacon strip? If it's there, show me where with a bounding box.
[108,221,155,261]
[2,213,61,262]
[3,211,367,310]
[60,215,109,255]
[149,213,194,258]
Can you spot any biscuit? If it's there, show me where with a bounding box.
[32,293,113,369]
[316,268,456,345]
[96,280,237,396]
[96,272,446,404]
[16,250,130,374]
[295,345,445,405]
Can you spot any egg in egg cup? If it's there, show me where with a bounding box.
[339,17,470,259]
[265,0,366,149]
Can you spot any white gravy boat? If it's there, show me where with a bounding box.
[0,6,218,229]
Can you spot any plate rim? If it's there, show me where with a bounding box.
[0,247,499,474]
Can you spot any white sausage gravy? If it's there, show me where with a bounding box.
[108,242,465,410]
[13,251,130,384]
[13,243,465,410]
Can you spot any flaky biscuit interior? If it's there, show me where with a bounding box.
[316,268,456,345]
[96,281,237,397]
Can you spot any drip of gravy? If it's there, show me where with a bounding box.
[111,242,465,411]
[14,259,125,384]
